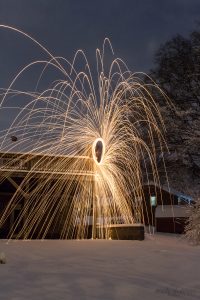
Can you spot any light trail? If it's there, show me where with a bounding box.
[0,26,169,239]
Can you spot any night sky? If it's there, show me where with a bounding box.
[0,0,199,88]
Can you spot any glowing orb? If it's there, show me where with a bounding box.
[92,138,105,164]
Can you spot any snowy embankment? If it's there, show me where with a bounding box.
[0,234,200,300]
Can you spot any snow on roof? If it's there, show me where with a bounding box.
[155,205,191,218]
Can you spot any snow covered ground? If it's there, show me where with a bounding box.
[0,234,200,300]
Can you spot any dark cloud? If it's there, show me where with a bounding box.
[0,0,199,88]
[0,0,199,132]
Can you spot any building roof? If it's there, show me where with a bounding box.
[143,181,193,202]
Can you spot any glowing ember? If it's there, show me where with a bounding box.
[0,25,169,239]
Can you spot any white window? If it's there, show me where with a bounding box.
[150,195,156,206]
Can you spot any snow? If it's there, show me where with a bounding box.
[0,234,200,300]
[155,205,190,218]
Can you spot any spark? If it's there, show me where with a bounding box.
[0,26,169,239]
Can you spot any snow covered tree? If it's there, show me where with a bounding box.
[149,26,200,194]
[185,198,200,245]
[151,32,200,107]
